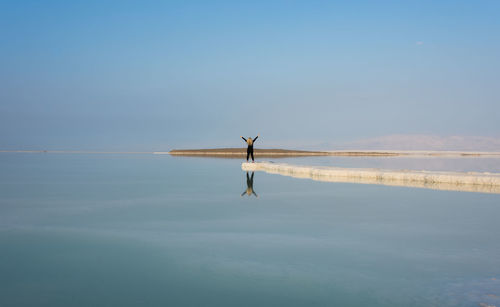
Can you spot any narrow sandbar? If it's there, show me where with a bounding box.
[165,148,500,158]
[166,148,401,158]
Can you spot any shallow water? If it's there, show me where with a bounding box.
[1,154,500,307]
[275,155,500,173]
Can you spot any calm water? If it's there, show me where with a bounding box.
[1,153,500,307]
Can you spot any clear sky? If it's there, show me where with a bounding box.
[1,0,499,150]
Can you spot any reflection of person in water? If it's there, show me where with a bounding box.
[241,135,259,162]
[241,171,258,197]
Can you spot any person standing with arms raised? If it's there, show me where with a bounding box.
[241,135,259,162]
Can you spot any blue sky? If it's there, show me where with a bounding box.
[1,1,499,150]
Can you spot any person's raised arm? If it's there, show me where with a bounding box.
[241,136,247,142]
[253,135,259,142]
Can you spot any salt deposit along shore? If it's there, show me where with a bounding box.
[242,162,500,194]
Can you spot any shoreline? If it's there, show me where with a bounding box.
[0,150,151,154]
[242,162,500,194]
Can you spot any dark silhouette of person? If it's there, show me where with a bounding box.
[241,171,258,197]
[241,134,259,162]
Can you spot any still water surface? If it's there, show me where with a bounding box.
[1,154,499,306]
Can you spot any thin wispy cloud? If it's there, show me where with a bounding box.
[416,41,424,45]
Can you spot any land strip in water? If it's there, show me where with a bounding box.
[166,148,500,158]
[167,148,341,158]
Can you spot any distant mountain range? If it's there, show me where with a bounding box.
[337,135,500,151]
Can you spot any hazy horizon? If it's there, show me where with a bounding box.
[3,133,500,153]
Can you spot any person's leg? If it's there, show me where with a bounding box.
[251,148,254,162]
[246,148,250,161]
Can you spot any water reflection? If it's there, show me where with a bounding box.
[241,172,258,197]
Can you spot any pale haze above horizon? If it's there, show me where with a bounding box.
[1,1,499,151]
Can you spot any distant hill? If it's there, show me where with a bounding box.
[341,135,500,151]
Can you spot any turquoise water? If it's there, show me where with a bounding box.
[1,154,500,306]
